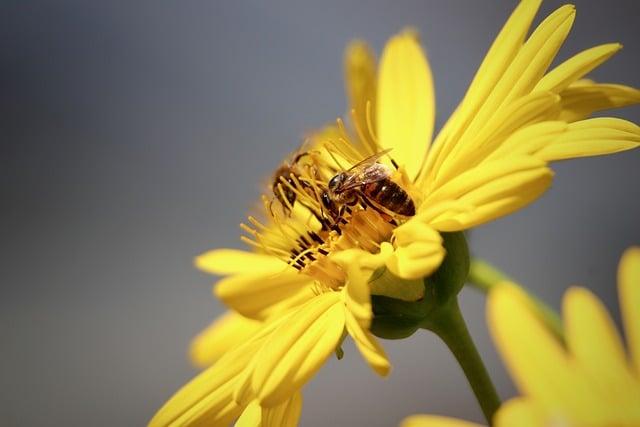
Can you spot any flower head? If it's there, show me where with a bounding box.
[401,247,640,427]
[151,0,640,424]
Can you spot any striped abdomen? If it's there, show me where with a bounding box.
[362,179,415,216]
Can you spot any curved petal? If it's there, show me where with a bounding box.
[432,91,559,187]
[331,247,391,327]
[344,40,378,151]
[487,284,579,408]
[563,287,634,397]
[619,247,640,375]
[533,118,640,161]
[400,415,484,427]
[494,398,547,427]
[377,31,435,179]
[149,339,259,427]
[252,293,345,407]
[190,311,262,368]
[424,157,553,231]
[234,401,261,427]
[196,249,289,276]
[559,81,640,122]
[215,271,315,320]
[262,392,303,427]
[150,315,292,427]
[534,43,621,93]
[387,221,445,280]
[422,1,573,187]
[488,118,640,162]
[345,308,391,376]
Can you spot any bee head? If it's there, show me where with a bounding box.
[328,173,347,194]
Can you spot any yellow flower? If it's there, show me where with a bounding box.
[151,0,640,424]
[400,247,640,427]
[189,311,261,368]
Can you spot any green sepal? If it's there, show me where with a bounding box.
[370,231,469,339]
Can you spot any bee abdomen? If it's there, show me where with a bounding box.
[364,180,415,216]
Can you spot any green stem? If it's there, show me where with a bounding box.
[422,300,500,424]
[468,258,564,342]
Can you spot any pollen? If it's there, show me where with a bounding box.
[241,144,396,289]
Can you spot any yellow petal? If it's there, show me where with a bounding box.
[619,247,640,375]
[422,0,543,185]
[262,393,303,427]
[344,40,378,152]
[196,249,288,276]
[424,3,574,187]
[425,157,552,231]
[149,339,259,427]
[535,43,621,93]
[234,401,261,427]
[559,81,640,122]
[432,91,559,185]
[215,271,315,320]
[487,284,578,408]
[564,287,634,399]
[387,220,445,279]
[400,415,484,427]
[150,314,293,427]
[252,293,345,407]
[486,121,568,160]
[534,118,640,161]
[488,118,640,162]
[345,308,390,376]
[331,246,390,323]
[377,31,435,179]
[493,398,548,427]
[189,311,262,368]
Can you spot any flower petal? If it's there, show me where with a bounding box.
[432,91,559,186]
[377,31,435,179]
[262,392,303,427]
[196,249,288,276]
[488,284,578,408]
[619,247,640,375]
[234,401,261,427]
[564,287,635,398]
[215,271,315,320]
[559,81,640,122]
[534,43,621,93]
[387,221,445,279]
[493,398,547,427]
[190,311,262,368]
[423,0,543,179]
[149,335,264,427]
[252,293,345,407]
[400,415,483,427]
[535,118,640,161]
[423,2,573,187]
[345,308,391,376]
[425,156,553,231]
[490,118,640,162]
[344,40,378,151]
[331,246,392,323]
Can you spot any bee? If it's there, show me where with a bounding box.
[271,151,315,211]
[323,149,415,218]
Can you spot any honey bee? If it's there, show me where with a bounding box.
[271,152,315,211]
[323,149,415,218]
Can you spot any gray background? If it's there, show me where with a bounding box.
[2,1,639,426]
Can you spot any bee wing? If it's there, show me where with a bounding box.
[338,163,392,191]
[346,148,393,173]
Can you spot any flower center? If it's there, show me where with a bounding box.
[241,149,409,288]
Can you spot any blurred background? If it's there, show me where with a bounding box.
[2,0,639,425]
